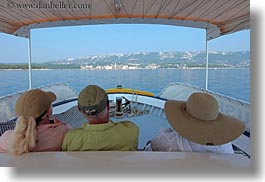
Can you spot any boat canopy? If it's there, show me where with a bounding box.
[0,0,249,40]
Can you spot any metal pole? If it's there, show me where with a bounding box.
[205,34,209,90]
[28,32,32,89]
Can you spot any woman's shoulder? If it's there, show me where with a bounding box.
[0,130,14,152]
[0,130,13,139]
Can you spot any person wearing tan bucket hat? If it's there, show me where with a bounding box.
[145,92,245,153]
[0,89,71,155]
[62,85,139,151]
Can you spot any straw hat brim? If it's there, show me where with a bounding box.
[164,100,245,146]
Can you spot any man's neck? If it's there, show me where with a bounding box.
[88,118,109,124]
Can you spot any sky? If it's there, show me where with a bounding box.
[0,24,250,63]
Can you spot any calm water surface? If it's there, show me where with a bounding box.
[0,68,250,102]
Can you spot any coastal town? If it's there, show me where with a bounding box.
[80,63,188,70]
[0,51,250,70]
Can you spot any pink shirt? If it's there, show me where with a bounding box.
[0,120,71,152]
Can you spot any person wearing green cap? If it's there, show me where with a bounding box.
[62,85,139,151]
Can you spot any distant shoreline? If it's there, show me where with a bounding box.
[0,67,249,71]
[0,51,250,70]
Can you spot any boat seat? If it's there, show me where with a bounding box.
[0,105,84,137]
[1,107,250,158]
[0,105,85,138]
[0,120,16,136]
[53,105,86,128]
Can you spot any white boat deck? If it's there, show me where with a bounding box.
[0,151,250,171]
[52,93,250,155]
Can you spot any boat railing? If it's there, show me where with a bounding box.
[0,83,77,123]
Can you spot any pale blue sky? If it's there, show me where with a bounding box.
[0,24,250,63]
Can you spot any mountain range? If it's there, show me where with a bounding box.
[0,51,250,69]
[47,51,250,69]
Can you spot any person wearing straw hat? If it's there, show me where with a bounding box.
[145,92,245,153]
[62,85,139,151]
[0,89,71,155]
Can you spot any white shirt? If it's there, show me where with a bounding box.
[145,128,234,154]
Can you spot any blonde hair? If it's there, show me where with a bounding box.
[7,116,37,155]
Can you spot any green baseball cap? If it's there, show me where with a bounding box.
[78,85,108,115]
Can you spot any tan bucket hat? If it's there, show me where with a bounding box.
[78,85,108,115]
[164,92,245,146]
[15,89,56,119]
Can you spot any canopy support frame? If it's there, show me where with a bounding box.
[205,30,209,90]
[27,30,32,90]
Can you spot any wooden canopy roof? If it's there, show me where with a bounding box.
[0,0,250,40]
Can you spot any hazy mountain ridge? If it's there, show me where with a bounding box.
[0,51,250,69]
[49,51,249,68]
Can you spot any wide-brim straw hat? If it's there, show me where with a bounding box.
[164,92,245,146]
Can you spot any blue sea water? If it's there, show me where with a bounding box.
[0,68,250,102]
